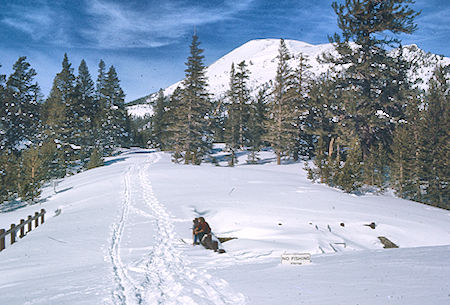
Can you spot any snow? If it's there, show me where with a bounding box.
[0,148,449,304]
[127,104,154,118]
[128,39,335,118]
[161,39,335,101]
[69,143,81,150]
[376,109,389,118]
[127,39,450,118]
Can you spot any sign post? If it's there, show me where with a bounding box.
[52,180,58,194]
[281,253,311,265]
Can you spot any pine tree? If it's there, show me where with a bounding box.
[74,59,96,164]
[165,87,185,161]
[76,60,97,118]
[247,85,269,163]
[324,0,419,186]
[391,92,424,200]
[174,34,212,164]
[93,60,107,152]
[42,54,76,134]
[0,64,8,151]
[391,116,419,199]
[265,39,298,165]
[419,65,449,208]
[334,137,363,192]
[41,53,77,176]
[96,60,107,97]
[292,53,312,159]
[306,73,351,186]
[97,65,130,153]
[19,146,44,202]
[129,114,152,148]
[4,57,41,152]
[224,63,239,165]
[224,61,251,166]
[235,61,251,148]
[39,139,66,180]
[86,148,104,169]
[364,141,389,190]
[0,151,19,203]
[209,97,227,143]
[151,89,168,149]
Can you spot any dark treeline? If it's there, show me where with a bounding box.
[0,54,131,203]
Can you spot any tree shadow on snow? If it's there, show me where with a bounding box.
[120,150,155,156]
[55,186,73,194]
[0,199,28,213]
[244,156,277,165]
[0,196,52,213]
[104,157,128,166]
[104,150,156,166]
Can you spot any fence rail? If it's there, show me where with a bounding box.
[0,209,46,252]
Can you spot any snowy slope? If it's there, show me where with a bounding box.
[126,104,154,118]
[0,148,449,304]
[127,39,334,117]
[127,39,450,117]
[162,39,333,100]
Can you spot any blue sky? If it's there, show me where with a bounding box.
[1,0,449,102]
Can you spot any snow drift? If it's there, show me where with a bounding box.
[0,148,449,304]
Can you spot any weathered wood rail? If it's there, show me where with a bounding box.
[0,209,46,252]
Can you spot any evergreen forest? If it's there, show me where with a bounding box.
[1,0,448,209]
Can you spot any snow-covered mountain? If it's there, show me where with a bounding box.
[127,39,450,118]
[163,39,333,98]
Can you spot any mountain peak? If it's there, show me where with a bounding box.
[127,39,449,118]
[161,38,335,100]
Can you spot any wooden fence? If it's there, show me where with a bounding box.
[0,209,46,252]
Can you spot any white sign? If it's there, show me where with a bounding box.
[281,253,311,265]
[51,180,59,194]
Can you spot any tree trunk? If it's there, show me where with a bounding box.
[239,103,244,148]
[184,150,190,164]
[229,150,235,167]
[336,139,341,164]
[398,150,403,196]
[328,137,335,162]
[293,150,298,161]
[414,130,421,200]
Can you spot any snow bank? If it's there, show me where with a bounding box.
[0,149,449,304]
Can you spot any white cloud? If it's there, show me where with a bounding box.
[1,2,71,46]
[83,0,255,49]
[1,0,254,49]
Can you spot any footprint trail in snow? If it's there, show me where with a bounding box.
[109,152,246,305]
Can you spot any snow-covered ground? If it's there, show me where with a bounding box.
[1,148,449,304]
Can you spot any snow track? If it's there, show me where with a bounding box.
[109,152,246,305]
[110,165,143,304]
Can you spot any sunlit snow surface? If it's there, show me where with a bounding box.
[1,148,449,304]
[127,39,450,118]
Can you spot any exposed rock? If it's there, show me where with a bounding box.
[378,236,399,248]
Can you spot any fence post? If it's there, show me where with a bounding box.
[19,219,25,238]
[40,209,45,224]
[27,215,32,232]
[34,212,39,227]
[0,229,5,251]
[10,224,16,245]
